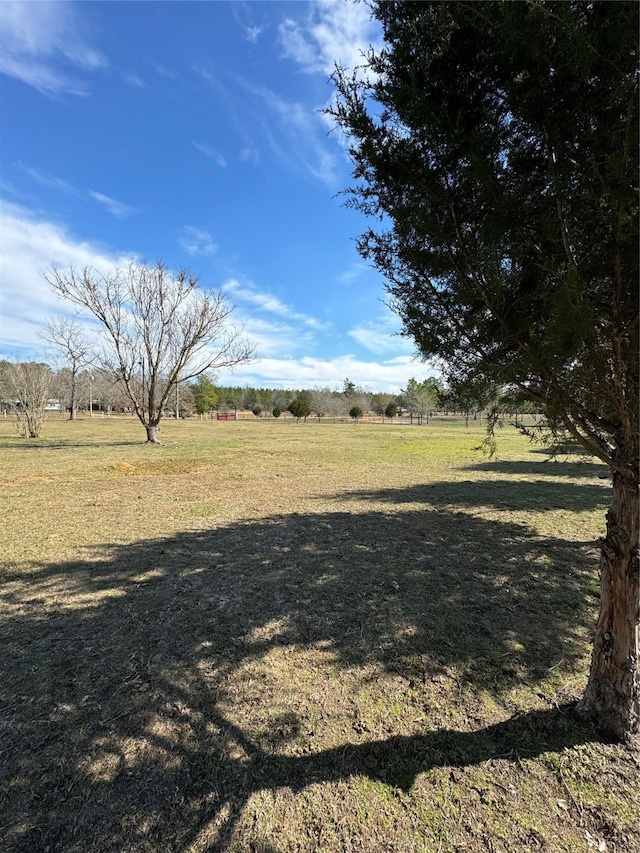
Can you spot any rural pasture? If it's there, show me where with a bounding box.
[1,415,638,852]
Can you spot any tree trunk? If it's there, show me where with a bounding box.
[69,374,78,421]
[146,424,160,443]
[576,472,639,741]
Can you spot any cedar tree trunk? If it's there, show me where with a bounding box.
[577,472,639,740]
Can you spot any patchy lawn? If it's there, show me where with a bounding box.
[1,415,637,852]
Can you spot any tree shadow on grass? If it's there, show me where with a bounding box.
[0,440,144,452]
[339,475,610,515]
[1,476,607,851]
[463,459,609,480]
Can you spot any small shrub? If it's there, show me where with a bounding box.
[385,402,398,419]
[288,394,312,421]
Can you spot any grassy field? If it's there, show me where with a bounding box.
[1,414,638,852]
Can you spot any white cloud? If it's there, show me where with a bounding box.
[122,72,145,89]
[218,281,424,392]
[0,202,133,356]
[0,0,106,95]
[278,0,380,77]
[247,84,339,184]
[199,56,337,184]
[246,25,263,44]
[238,317,315,359]
[89,191,137,219]
[346,311,416,355]
[264,0,382,184]
[16,163,78,195]
[230,3,264,45]
[278,19,320,72]
[179,226,218,257]
[219,279,338,364]
[239,147,259,166]
[15,165,136,218]
[192,141,228,169]
[348,324,403,354]
[153,63,180,81]
[215,353,430,394]
[224,279,330,331]
[337,261,367,284]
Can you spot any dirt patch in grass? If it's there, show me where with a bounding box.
[0,417,636,852]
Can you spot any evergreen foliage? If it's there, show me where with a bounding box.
[330,0,639,740]
[330,1,638,472]
[384,401,398,419]
[288,391,312,421]
[193,375,218,415]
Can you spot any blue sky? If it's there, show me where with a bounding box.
[0,0,432,392]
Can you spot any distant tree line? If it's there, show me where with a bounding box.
[0,359,543,438]
[204,375,542,423]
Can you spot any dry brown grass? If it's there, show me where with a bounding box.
[1,414,638,852]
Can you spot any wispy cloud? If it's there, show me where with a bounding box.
[245,26,263,44]
[220,278,326,359]
[89,191,137,219]
[278,20,319,73]
[192,141,228,169]
[122,72,145,89]
[239,147,259,166]
[180,226,218,257]
[337,262,368,284]
[278,0,381,77]
[246,0,382,184]
[198,63,335,182]
[16,163,78,195]
[277,0,382,159]
[198,67,229,100]
[224,279,330,330]
[246,84,338,184]
[153,63,180,82]
[17,163,136,218]
[0,0,106,96]
[230,3,265,44]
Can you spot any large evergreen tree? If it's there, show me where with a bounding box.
[330,1,638,739]
[192,374,218,416]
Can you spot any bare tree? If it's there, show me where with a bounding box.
[0,361,52,438]
[310,386,334,421]
[46,261,255,442]
[88,367,129,416]
[39,316,93,420]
